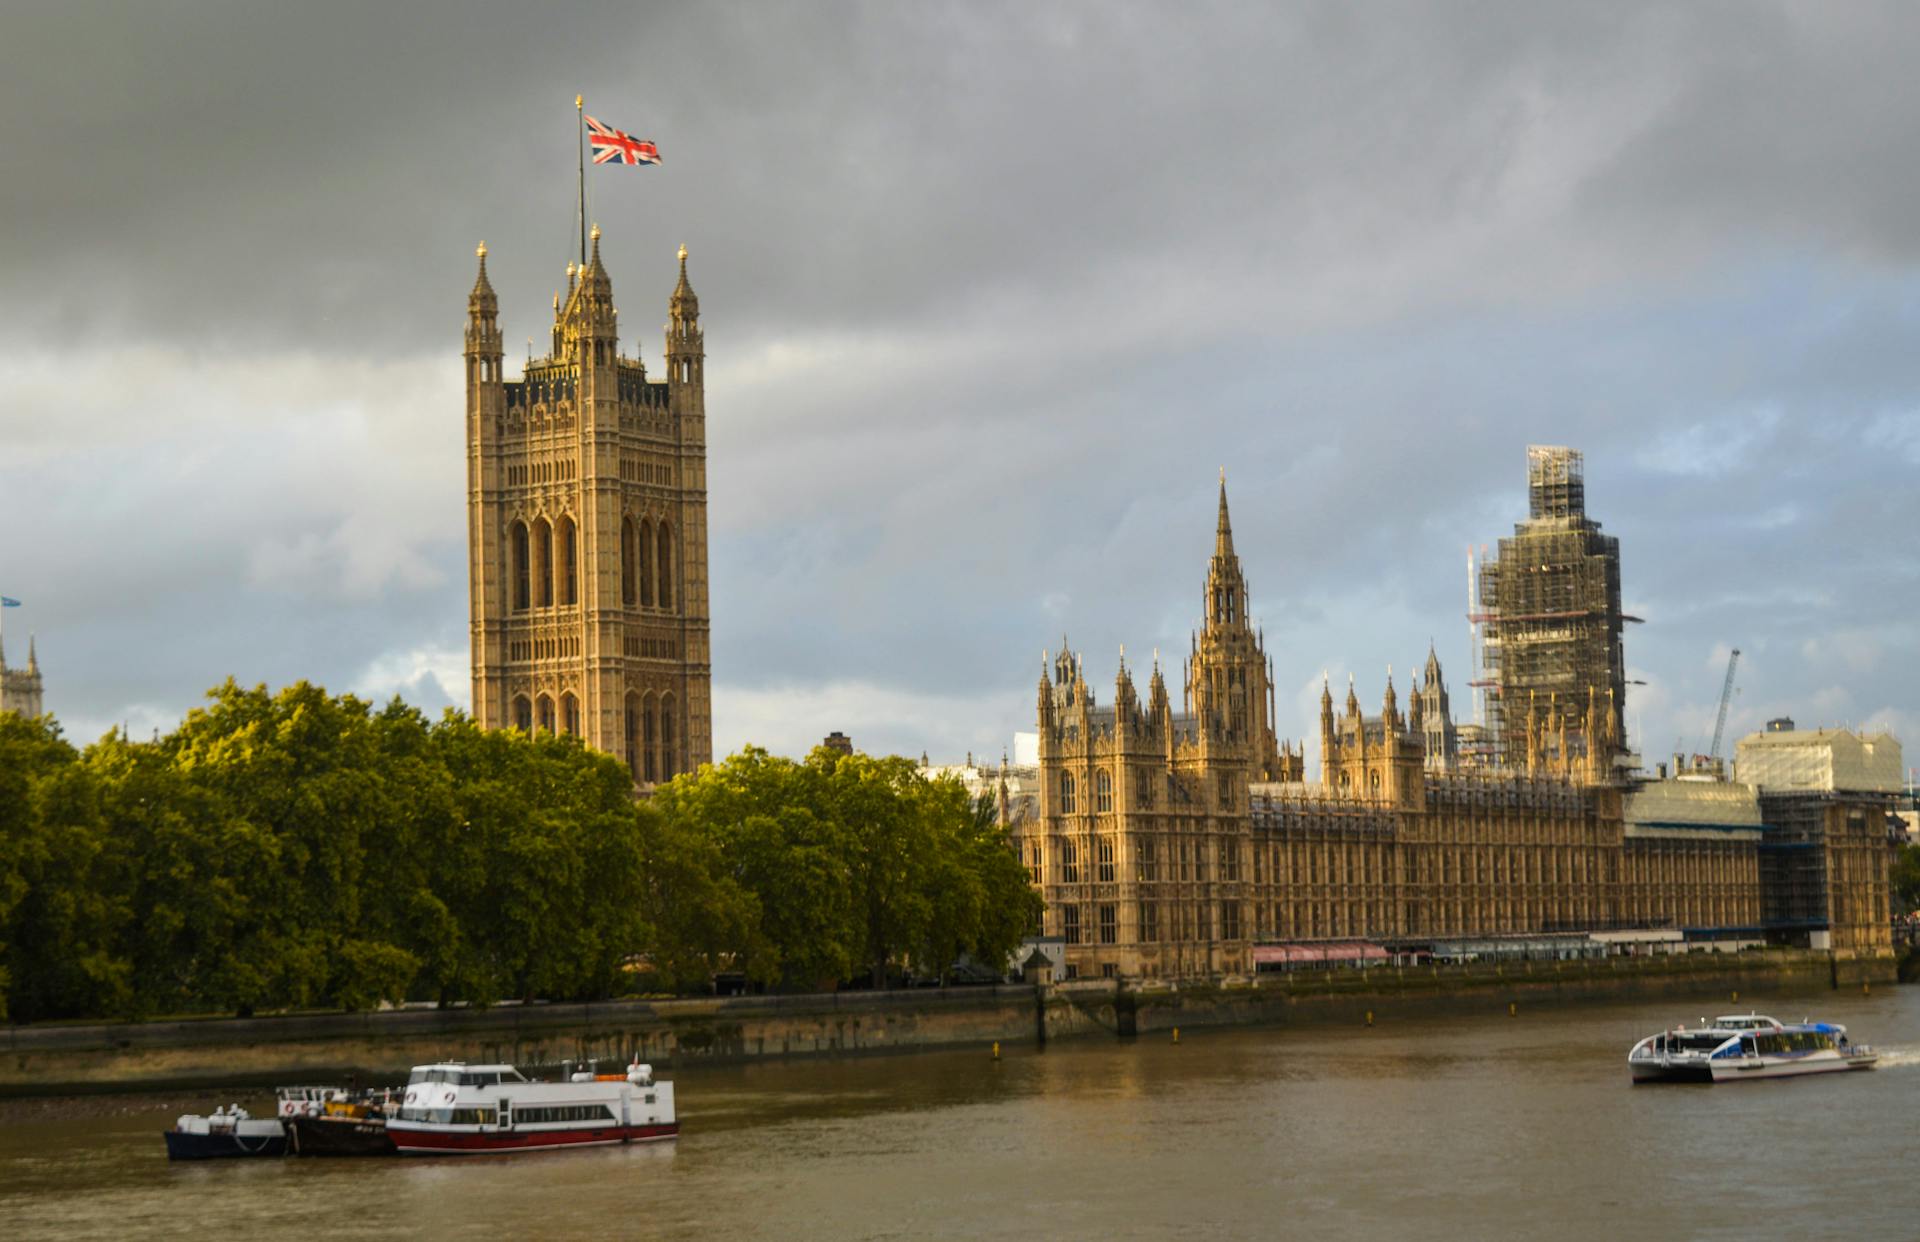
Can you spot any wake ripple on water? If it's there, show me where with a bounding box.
[1867,1044,1920,1069]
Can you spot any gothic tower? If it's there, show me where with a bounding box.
[0,633,44,719]
[1186,474,1285,780]
[466,230,713,784]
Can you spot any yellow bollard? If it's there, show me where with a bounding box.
[1731,991,1738,1003]
[992,1041,1000,1061]
[1508,1002,1516,1017]
[1173,1027,1181,1044]
[1365,1010,1374,1027]
[1864,982,1871,996]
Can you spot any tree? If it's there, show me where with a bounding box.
[1891,843,1920,915]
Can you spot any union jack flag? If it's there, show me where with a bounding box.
[586,115,662,167]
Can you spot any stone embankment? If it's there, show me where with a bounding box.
[1,949,1893,1096]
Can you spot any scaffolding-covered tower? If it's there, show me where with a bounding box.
[1474,447,1628,770]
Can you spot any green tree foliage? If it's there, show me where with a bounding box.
[648,746,1041,989]
[0,682,649,1022]
[1891,842,1920,915]
[0,684,1042,1021]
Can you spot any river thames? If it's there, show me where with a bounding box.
[3,985,1918,1239]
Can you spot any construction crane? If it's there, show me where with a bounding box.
[1709,648,1742,761]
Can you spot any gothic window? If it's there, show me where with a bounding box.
[621,518,637,606]
[1138,773,1156,810]
[536,695,555,734]
[1098,904,1117,946]
[638,519,655,607]
[659,694,676,781]
[1221,902,1242,941]
[1061,840,1078,884]
[512,695,532,732]
[1137,839,1158,882]
[624,693,641,781]
[656,521,674,610]
[1097,837,1115,883]
[531,518,554,607]
[556,514,578,607]
[1217,772,1233,809]
[1369,771,1381,796]
[510,521,531,611]
[1139,901,1158,943]
[1094,770,1113,813]
[561,692,579,737]
[1062,905,1080,946]
[1059,772,1076,814]
[642,693,658,784]
[1222,843,1240,883]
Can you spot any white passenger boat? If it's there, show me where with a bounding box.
[386,1061,676,1154]
[1628,1013,1877,1083]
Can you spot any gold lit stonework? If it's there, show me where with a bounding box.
[464,233,713,786]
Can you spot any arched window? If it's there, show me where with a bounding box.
[560,692,579,736]
[510,521,530,611]
[642,693,657,783]
[624,693,641,781]
[638,519,655,608]
[656,521,673,610]
[556,514,578,607]
[1095,770,1113,813]
[1368,771,1381,795]
[531,518,553,607]
[536,694,555,735]
[1060,771,1076,814]
[621,517,637,606]
[512,695,532,732]
[659,694,676,781]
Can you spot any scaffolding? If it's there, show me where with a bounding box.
[1471,447,1629,767]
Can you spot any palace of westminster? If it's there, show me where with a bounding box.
[455,227,1897,985]
[1006,461,1902,980]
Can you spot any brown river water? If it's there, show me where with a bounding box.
[4,986,1919,1240]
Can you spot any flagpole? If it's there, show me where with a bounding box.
[576,94,588,269]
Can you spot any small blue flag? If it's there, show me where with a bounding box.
[0,597,19,608]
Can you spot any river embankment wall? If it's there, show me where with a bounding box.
[1,949,1893,1096]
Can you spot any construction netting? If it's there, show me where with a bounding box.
[1734,730,1903,794]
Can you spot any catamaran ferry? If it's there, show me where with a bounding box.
[386,1061,676,1154]
[1628,1013,1877,1083]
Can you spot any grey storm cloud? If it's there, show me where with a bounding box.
[3,1,1919,767]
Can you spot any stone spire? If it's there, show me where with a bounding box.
[1215,467,1235,559]
[469,241,497,311]
[26,635,36,674]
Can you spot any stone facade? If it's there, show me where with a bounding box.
[465,231,712,784]
[1014,480,1816,983]
[0,633,43,719]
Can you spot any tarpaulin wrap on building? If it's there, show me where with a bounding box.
[1735,729,1903,794]
[1625,780,1764,826]
[1253,941,1389,966]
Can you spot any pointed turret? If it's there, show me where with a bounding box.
[666,243,704,393]
[1345,674,1360,719]
[1382,668,1398,731]
[1215,468,1235,559]
[25,635,37,674]
[1424,641,1443,689]
[469,241,497,312]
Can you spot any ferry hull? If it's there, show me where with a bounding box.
[163,1129,289,1160]
[1709,1053,1878,1082]
[287,1114,396,1157]
[390,1122,679,1155]
[1629,1060,1714,1084]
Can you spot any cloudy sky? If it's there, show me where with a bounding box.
[4,2,1918,775]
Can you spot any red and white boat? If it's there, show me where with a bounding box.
[387,1060,677,1154]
